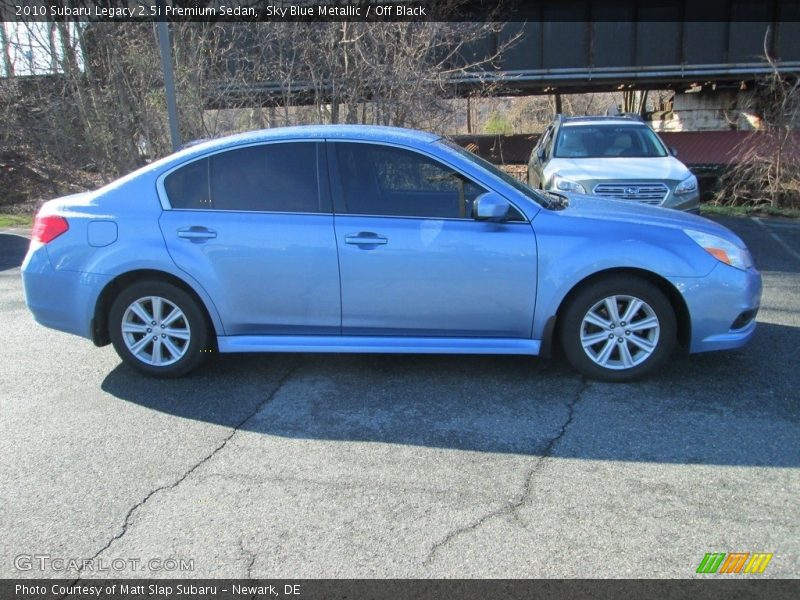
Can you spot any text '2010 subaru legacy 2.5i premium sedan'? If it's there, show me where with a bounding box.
[528,115,701,213]
[22,126,760,382]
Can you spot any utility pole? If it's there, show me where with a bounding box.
[156,0,181,151]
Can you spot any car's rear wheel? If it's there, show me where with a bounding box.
[560,276,676,382]
[109,280,210,377]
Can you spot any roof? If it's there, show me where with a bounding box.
[117,125,444,187]
[180,125,440,158]
[561,115,645,126]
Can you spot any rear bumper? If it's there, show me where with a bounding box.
[670,263,762,354]
[21,245,110,340]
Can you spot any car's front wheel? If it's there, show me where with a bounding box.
[560,276,677,382]
[108,280,211,377]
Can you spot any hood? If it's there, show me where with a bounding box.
[545,156,691,183]
[558,193,747,248]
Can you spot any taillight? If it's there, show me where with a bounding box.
[31,214,69,244]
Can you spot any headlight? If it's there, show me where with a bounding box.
[684,229,753,270]
[675,174,698,195]
[551,175,586,194]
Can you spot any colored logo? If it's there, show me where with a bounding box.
[696,552,773,574]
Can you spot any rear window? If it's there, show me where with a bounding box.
[164,142,320,212]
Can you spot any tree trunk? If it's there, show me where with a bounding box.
[55,22,80,76]
[0,22,13,77]
[48,23,59,74]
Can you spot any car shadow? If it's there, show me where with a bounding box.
[0,233,30,270]
[101,321,800,468]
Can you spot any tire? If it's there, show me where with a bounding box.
[559,276,677,382]
[108,280,211,378]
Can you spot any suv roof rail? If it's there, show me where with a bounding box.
[558,114,646,124]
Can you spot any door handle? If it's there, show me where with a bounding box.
[345,232,388,246]
[177,226,217,242]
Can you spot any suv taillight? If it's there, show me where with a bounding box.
[31,214,69,244]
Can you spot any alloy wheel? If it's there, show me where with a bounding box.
[121,296,192,367]
[579,294,660,370]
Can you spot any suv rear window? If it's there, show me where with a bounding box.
[554,125,668,159]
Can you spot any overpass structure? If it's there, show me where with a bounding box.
[460,0,800,96]
[207,0,800,107]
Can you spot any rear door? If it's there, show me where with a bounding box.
[158,141,341,336]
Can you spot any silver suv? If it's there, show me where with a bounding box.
[528,115,700,212]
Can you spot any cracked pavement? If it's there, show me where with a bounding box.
[423,378,590,567]
[1,217,798,579]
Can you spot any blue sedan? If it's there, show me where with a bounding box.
[22,125,761,382]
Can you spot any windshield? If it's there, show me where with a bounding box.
[439,138,547,207]
[554,124,668,158]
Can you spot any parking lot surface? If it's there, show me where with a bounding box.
[1,216,798,579]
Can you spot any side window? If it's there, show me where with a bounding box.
[334,143,485,219]
[164,158,210,209]
[164,142,320,212]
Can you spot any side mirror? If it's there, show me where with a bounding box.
[537,148,545,161]
[474,192,511,222]
[669,146,678,157]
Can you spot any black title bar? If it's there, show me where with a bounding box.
[2,0,799,23]
[3,579,800,600]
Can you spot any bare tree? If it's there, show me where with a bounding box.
[209,21,519,132]
[1,18,519,212]
[714,30,800,209]
[0,22,13,78]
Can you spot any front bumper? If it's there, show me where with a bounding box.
[669,262,762,354]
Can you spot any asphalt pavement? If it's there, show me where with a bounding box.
[1,216,798,579]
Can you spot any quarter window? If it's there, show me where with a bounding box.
[163,157,210,210]
[164,142,320,212]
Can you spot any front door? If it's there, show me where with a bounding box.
[329,141,537,338]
